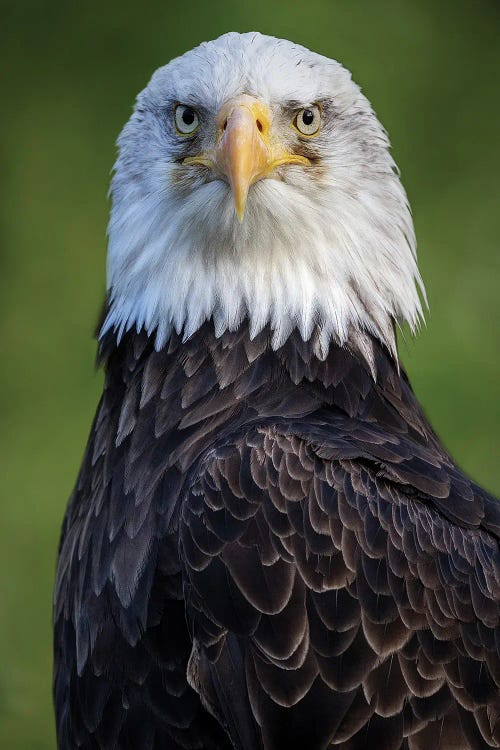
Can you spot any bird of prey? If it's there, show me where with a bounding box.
[53,32,500,750]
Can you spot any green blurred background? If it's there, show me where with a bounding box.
[0,0,498,747]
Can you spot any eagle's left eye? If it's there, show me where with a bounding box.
[293,105,321,136]
[174,104,200,135]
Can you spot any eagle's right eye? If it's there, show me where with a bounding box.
[174,104,200,135]
[293,104,322,136]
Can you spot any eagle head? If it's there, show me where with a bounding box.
[103,32,425,356]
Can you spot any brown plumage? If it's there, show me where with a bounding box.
[54,322,500,749]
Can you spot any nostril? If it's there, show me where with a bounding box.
[256,119,263,133]
[222,119,228,131]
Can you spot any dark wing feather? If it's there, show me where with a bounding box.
[180,426,500,750]
[55,323,500,750]
[54,333,235,750]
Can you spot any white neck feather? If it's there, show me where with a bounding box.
[102,165,424,359]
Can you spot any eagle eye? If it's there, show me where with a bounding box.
[293,104,321,136]
[174,104,200,135]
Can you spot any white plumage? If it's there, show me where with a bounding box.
[103,32,425,357]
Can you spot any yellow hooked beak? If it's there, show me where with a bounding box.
[183,95,310,222]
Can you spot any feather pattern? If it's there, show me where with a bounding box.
[54,322,500,749]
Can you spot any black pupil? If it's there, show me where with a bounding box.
[302,109,314,126]
[182,108,195,126]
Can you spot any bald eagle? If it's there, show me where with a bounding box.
[54,32,500,750]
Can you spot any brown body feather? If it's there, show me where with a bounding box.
[54,322,500,749]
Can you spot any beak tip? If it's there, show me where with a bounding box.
[234,192,247,223]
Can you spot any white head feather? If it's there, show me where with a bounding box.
[102,31,425,358]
